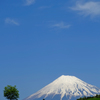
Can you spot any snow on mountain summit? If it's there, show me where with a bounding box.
[24,75,100,100]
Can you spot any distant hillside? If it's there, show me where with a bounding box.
[87,98,100,100]
[77,94,100,100]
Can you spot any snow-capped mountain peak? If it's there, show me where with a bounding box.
[24,75,100,100]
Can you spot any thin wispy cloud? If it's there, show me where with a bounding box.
[24,0,35,6]
[52,22,71,29]
[71,1,100,17]
[5,18,19,26]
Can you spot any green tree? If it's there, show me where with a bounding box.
[4,85,19,100]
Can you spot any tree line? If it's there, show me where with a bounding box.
[77,94,100,100]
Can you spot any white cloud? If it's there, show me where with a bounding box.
[71,1,100,17]
[52,22,71,29]
[24,0,35,6]
[5,18,19,26]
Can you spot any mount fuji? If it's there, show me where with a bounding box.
[24,75,100,100]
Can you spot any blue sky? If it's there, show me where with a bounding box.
[0,0,100,100]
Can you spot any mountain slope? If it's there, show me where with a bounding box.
[24,75,100,100]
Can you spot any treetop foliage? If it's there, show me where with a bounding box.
[4,85,19,100]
